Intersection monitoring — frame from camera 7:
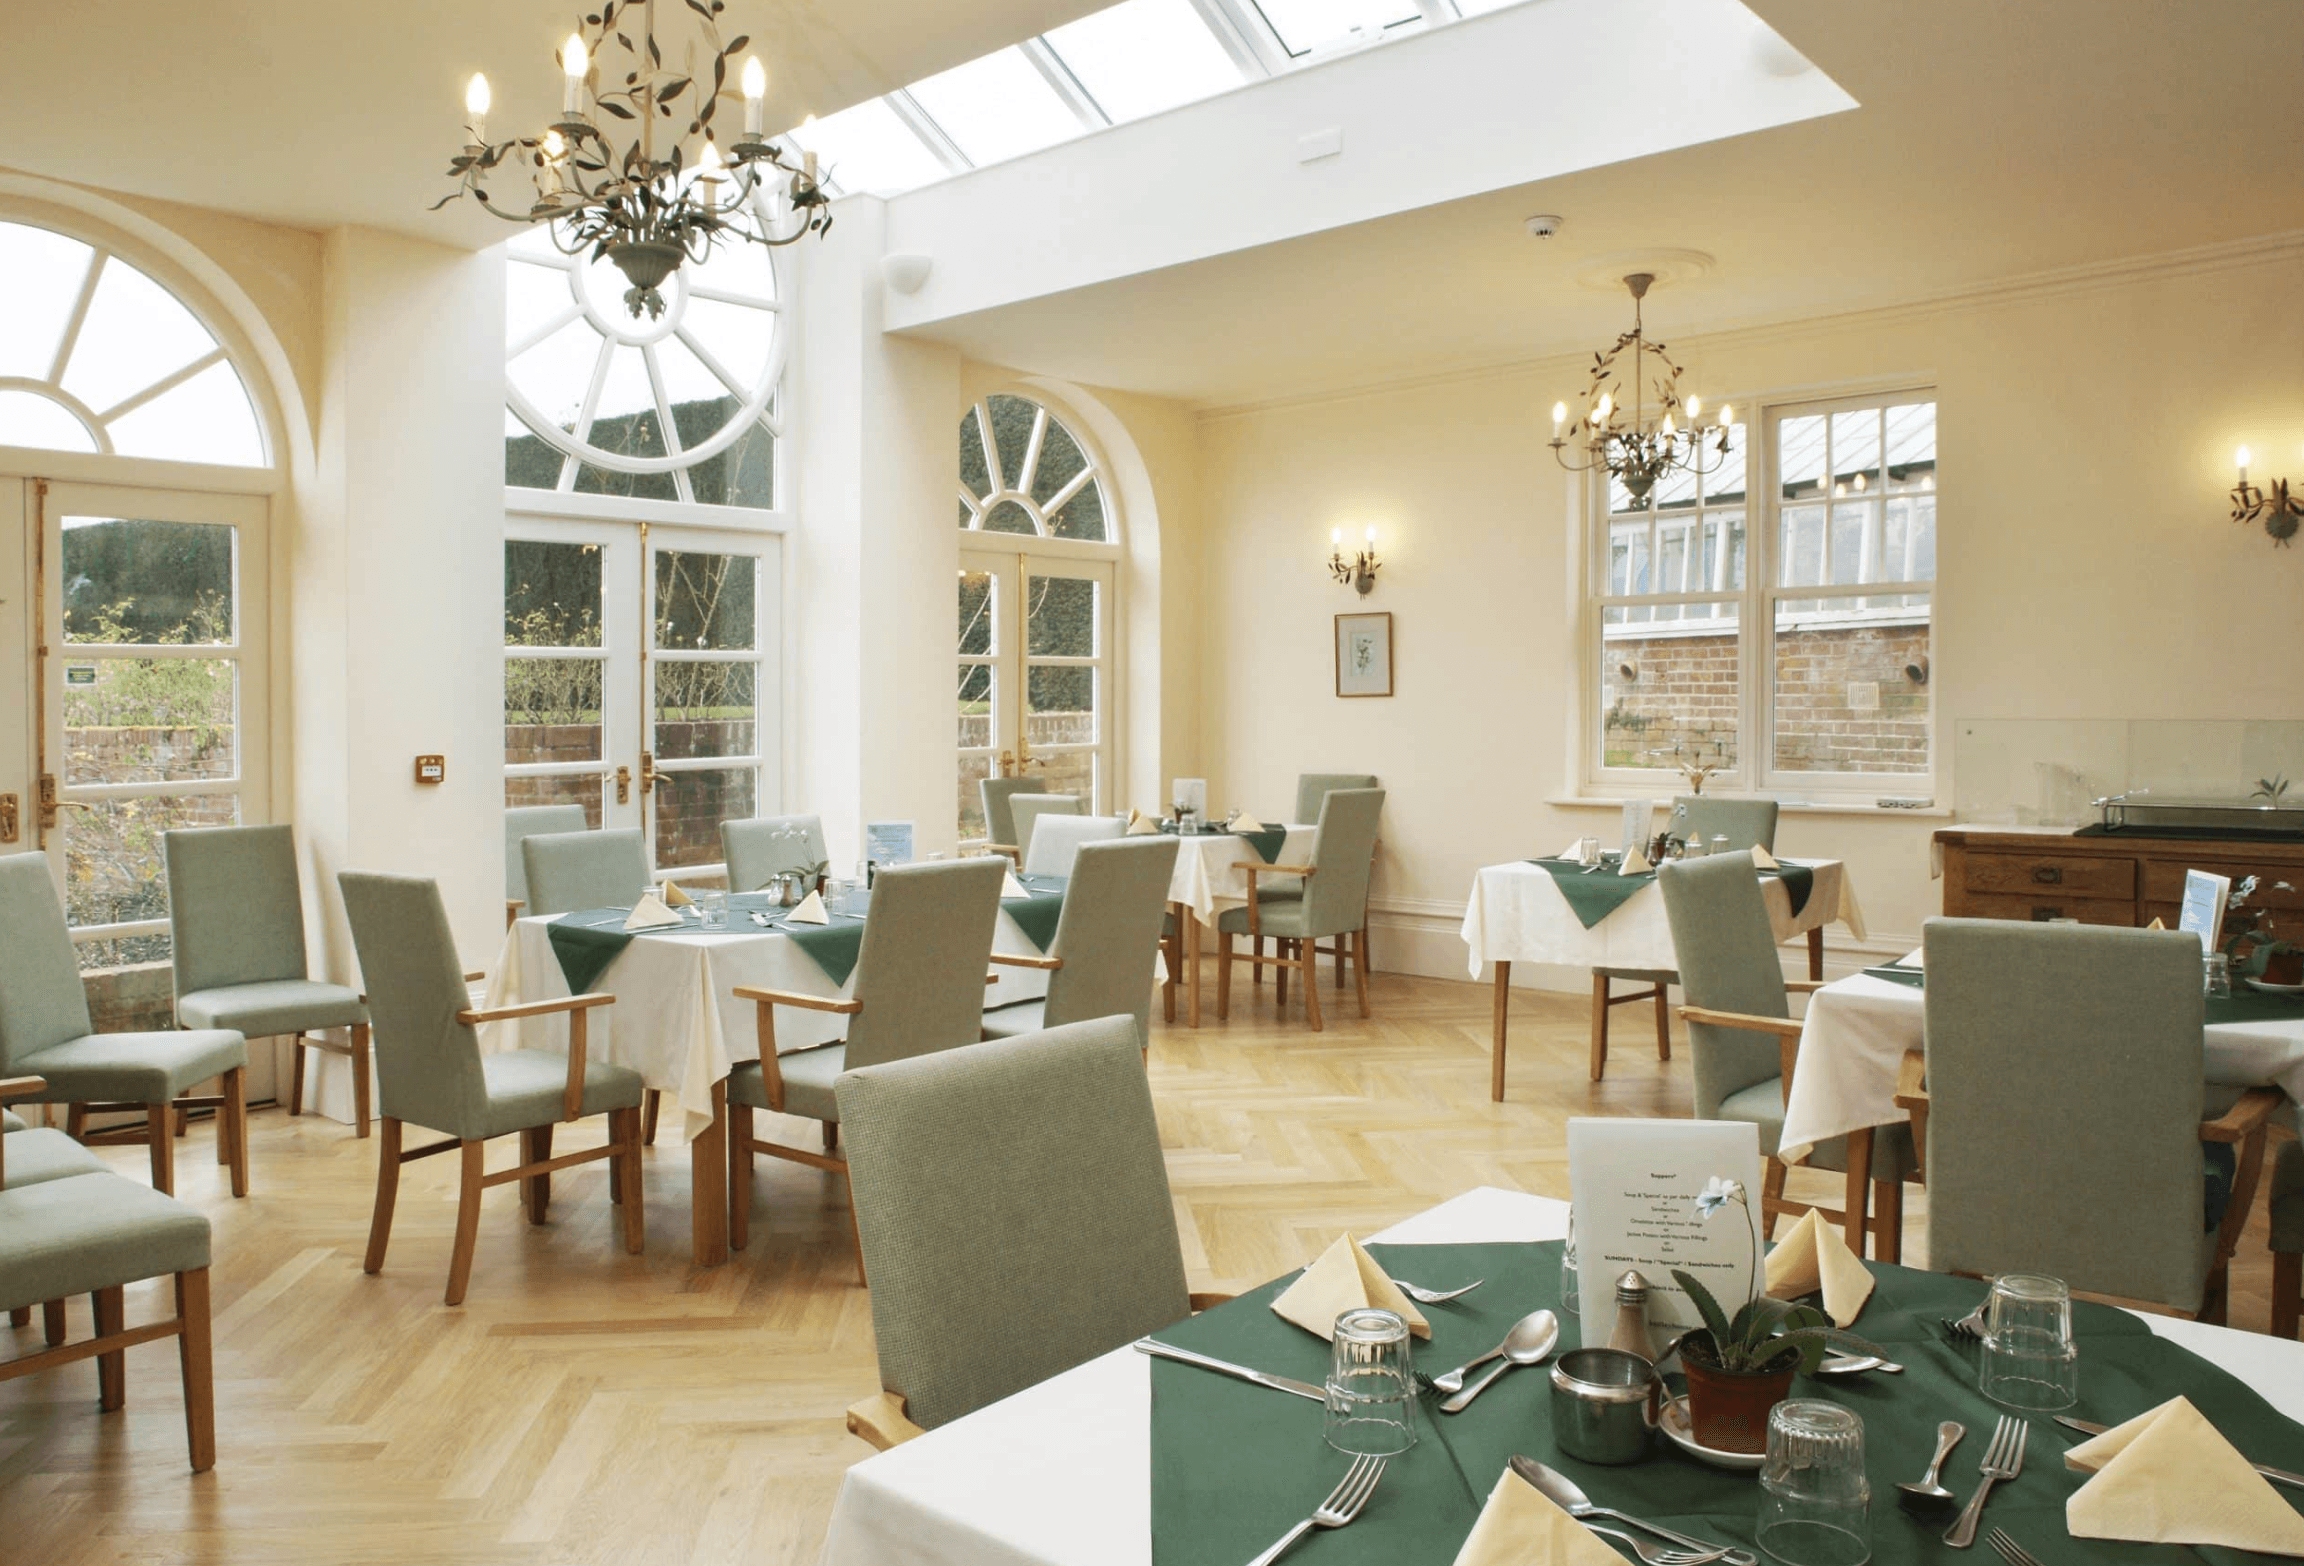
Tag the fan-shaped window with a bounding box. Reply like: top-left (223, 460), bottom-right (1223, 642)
top-left (502, 225), bottom-right (783, 508)
top-left (958, 394), bottom-right (1111, 544)
top-left (0, 221), bottom-right (267, 466)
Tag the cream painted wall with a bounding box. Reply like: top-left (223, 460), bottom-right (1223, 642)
top-left (1194, 248), bottom-right (2304, 989)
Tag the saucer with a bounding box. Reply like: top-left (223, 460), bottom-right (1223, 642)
top-left (1657, 1395), bottom-right (1766, 1472)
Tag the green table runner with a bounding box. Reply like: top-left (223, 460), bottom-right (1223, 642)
top-left (1150, 1241), bottom-right (2304, 1565)
top-left (545, 911), bottom-right (645, 994)
top-left (544, 896), bottom-right (870, 991)
top-left (1860, 962), bottom-right (2304, 1029)
top-left (1528, 858), bottom-right (1815, 930)
top-left (1237, 827), bottom-right (1289, 864)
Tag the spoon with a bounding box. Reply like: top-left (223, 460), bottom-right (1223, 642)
top-left (1430, 1308), bottom-right (1555, 1394)
top-left (1897, 1421), bottom-right (1964, 1515)
top-left (1510, 1457), bottom-right (1759, 1566)
top-left (1814, 1352), bottom-right (1905, 1376)
top-left (1439, 1309), bottom-right (1558, 1412)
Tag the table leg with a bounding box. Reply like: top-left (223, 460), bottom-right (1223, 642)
top-left (1588, 970), bottom-right (1610, 1083)
top-left (1186, 908), bottom-right (1204, 1029)
top-left (691, 1081), bottom-right (729, 1268)
top-left (1841, 1126), bottom-right (1873, 1256)
top-left (1808, 925), bottom-right (1825, 981)
top-left (1490, 961), bottom-right (1511, 1103)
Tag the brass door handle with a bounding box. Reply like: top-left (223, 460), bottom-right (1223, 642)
top-left (639, 752), bottom-right (658, 796)
top-left (612, 765), bottom-right (632, 805)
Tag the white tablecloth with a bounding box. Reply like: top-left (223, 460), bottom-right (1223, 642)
top-left (1459, 858), bottom-right (1866, 978)
top-left (815, 1185), bottom-right (2304, 1566)
top-left (1166, 827), bottom-right (1316, 926)
top-left (481, 908), bottom-right (1053, 1125)
top-left (1780, 966), bottom-right (2304, 1158)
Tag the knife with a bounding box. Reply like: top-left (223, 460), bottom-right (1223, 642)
top-left (1133, 1338), bottom-right (1325, 1403)
top-left (2053, 1414), bottom-right (2304, 1490)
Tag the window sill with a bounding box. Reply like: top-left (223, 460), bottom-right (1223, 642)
top-left (1549, 795), bottom-right (1952, 819)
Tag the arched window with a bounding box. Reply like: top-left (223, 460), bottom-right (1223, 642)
top-left (0, 220), bottom-right (268, 466)
top-left (502, 226), bottom-right (783, 508)
top-left (958, 393), bottom-right (1110, 541)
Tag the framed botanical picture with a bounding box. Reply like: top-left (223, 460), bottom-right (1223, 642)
top-left (1334, 611), bottom-right (1393, 698)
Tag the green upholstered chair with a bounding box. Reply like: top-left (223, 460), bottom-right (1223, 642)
top-left (1008, 794), bottom-right (1082, 863)
top-left (1021, 813), bottom-right (1126, 877)
top-left (0, 853), bottom-right (247, 1197)
top-left (980, 775), bottom-right (1048, 863)
top-left (505, 804), bottom-right (590, 926)
top-left (1294, 773), bottom-right (1378, 827)
top-left (985, 837), bottom-right (1180, 1051)
top-left (1658, 852), bottom-right (1917, 1260)
top-left (722, 814), bottom-right (830, 894)
top-left (1671, 795), bottom-right (1781, 853)
top-left (836, 1018), bottom-right (1197, 1448)
top-left (0, 1073), bottom-right (216, 1470)
top-left (1909, 917), bottom-right (2278, 1320)
top-left (2269, 1142), bottom-right (2304, 1338)
top-left (1215, 787), bottom-right (1383, 1032)
top-left (165, 824), bottom-right (372, 1138)
top-left (521, 827), bottom-right (650, 917)
top-left (726, 856), bottom-right (1007, 1273)
top-left (340, 871), bottom-right (646, 1306)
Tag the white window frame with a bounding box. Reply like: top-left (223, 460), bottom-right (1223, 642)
top-left (1584, 385), bottom-right (1938, 803)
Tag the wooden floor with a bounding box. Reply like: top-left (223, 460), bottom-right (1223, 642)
top-left (0, 968), bottom-right (2289, 1562)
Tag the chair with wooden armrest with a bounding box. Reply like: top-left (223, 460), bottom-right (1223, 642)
top-left (1, 1074), bottom-right (107, 1339)
top-left (980, 776), bottom-right (1048, 865)
top-left (1917, 917), bottom-right (2282, 1322)
top-left (518, 826), bottom-right (667, 1145)
top-left (1008, 794), bottom-right (1082, 867)
top-left (725, 857), bottom-right (1007, 1276)
top-left (1214, 788), bottom-right (1384, 1032)
top-left (723, 814), bottom-right (829, 894)
top-left (506, 805), bottom-right (590, 928)
top-left (340, 871), bottom-right (645, 1306)
top-left (1022, 814), bottom-right (1126, 877)
top-left (1290, 775), bottom-right (1378, 990)
top-left (836, 1016), bottom-right (1197, 1448)
top-left (1660, 853), bottom-right (1916, 1261)
top-left (1671, 795), bottom-right (1780, 854)
top-left (985, 838), bottom-right (1180, 1055)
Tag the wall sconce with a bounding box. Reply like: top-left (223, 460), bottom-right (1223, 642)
top-left (2233, 445), bottom-right (2301, 547)
top-left (1328, 525), bottom-right (1382, 595)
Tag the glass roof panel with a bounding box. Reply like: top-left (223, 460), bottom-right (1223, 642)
top-left (905, 48), bottom-right (1085, 167)
top-left (1251, 0), bottom-right (1422, 57)
top-left (1451, 0), bottom-right (1530, 14)
top-left (1044, 0), bottom-right (1246, 124)
top-left (787, 100), bottom-right (950, 198)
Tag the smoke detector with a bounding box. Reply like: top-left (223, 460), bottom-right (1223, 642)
top-left (1525, 214), bottom-right (1564, 240)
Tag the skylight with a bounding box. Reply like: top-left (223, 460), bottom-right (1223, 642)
top-left (1250, 0), bottom-right (1425, 57)
top-left (1044, 0), bottom-right (1246, 123)
top-left (906, 49), bottom-right (1088, 168)
top-left (789, 98), bottom-right (955, 199)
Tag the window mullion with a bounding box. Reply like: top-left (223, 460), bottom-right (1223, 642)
top-left (1020, 37), bottom-right (1110, 129)
top-left (1193, 0), bottom-right (1290, 76)
top-left (883, 88), bottom-right (974, 175)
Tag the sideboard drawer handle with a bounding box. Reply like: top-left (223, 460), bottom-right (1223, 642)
top-left (2031, 906), bottom-right (2064, 922)
top-left (2032, 866), bottom-right (2063, 885)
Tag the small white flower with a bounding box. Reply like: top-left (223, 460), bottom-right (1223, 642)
top-left (1695, 1176), bottom-right (1745, 1217)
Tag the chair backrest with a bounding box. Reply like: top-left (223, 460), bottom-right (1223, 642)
top-left (844, 857), bottom-right (1007, 1072)
top-left (1023, 814), bottom-right (1126, 877)
top-left (339, 872), bottom-right (491, 1140)
top-left (979, 776), bottom-right (1044, 850)
top-left (1673, 795), bottom-right (1779, 854)
top-left (1924, 917), bottom-right (2209, 1310)
top-left (1008, 794), bottom-right (1082, 859)
top-left (1300, 788), bottom-right (1384, 937)
top-left (723, 814), bottom-right (829, 893)
top-left (1040, 838), bottom-right (1181, 1046)
top-left (165, 824), bottom-right (309, 998)
top-left (838, 1018), bottom-right (1191, 1430)
top-left (1657, 852), bottom-right (1788, 1119)
top-left (506, 805), bottom-right (590, 903)
top-left (0, 853), bottom-right (94, 1071)
top-left (520, 828), bottom-right (650, 916)
top-left (1295, 773), bottom-right (1378, 828)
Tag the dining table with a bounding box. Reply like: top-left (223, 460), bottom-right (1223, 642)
top-left (816, 1185), bottom-right (2304, 1566)
top-left (1160, 822), bottom-right (1317, 1027)
top-left (1461, 855), bottom-right (1867, 1100)
top-left (478, 880), bottom-right (1063, 1264)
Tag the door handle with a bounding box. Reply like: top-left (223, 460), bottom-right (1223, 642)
top-left (0, 793), bottom-right (16, 844)
top-left (612, 765), bottom-right (631, 805)
top-left (639, 752), bottom-right (658, 796)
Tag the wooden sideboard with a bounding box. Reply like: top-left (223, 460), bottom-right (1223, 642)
top-left (1936, 828), bottom-right (2304, 928)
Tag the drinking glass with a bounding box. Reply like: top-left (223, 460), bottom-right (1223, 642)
top-left (1324, 1307), bottom-right (1417, 1456)
top-left (1979, 1272), bottom-right (2078, 1410)
top-left (1576, 835), bottom-right (1602, 867)
top-left (701, 890), bottom-right (728, 929)
top-left (2206, 952), bottom-right (2232, 999)
top-left (1559, 1212), bottom-right (1581, 1315)
top-left (1756, 1400), bottom-right (1870, 1566)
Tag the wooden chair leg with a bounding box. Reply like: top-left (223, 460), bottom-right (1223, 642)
top-left (728, 1104), bottom-right (755, 1253)
top-left (1840, 1128), bottom-right (1873, 1255)
top-left (1761, 1156), bottom-right (1790, 1231)
top-left (350, 1024), bottom-right (372, 1138)
top-left (1275, 941), bottom-right (1290, 1010)
top-left (641, 1089), bottom-right (661, 1148)
top-left (289, 1039), bottom-right (306, 1117)
top-left (521, 1126), bottom-right (552, 1224)
top-left (1253, 935), bottom-right (1265, 986)
top-left (365, 1117), bottom-right (402, 1275)
top-left (93, 1287), bottom-right (125, 1411)
top-left (1653, 984), bottom-right (1671, 1061)
top-left (1334, 936), bottom-right (1347, 991)
top-left (177, 1268), bottom-right (215, 1474)
top-left (1216, 932), bottom-right (1234, 1020)
top-left (1588, 971), bottom-right (1611, 1083)
top-left (824, 1122), bottom-right (839, 1153)
top-left (445, 1141), bottom-right (486, 1306)
top-left (66, 1103), bottom-right (88, 1140)
top-left (844, 1169), bottom-right (866, 1288)
top-left (7, 1306), bottom-right (27, 1328)
top-left (2275, 1251), bottom-right (2303, 1340)
top-left (1303, 945), bottom-right (1324, 1032)
top-left (42, 1298), bottom-right (66, 1346)
top-left (1871, 1178), bottom-right (1904, 1265)
top-left (1353, 928), bottom-right (1371, 1019)
top-left (616, 1108), bottom-right (645, 1256)
top-left (223, 1067), bottom-right (248, 1197)
top-left (146, 1104), bottom-right (174, 1194)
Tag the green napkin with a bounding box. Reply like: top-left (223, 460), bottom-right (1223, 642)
top-left (546, 911), bottom-right (642, 993)
top-left (1002, 881), bottom-right (1066, 952)
top-left (1766, 863), bottom-right (1815, 920)
top-left (1526, 858), bottom-right (1654, 928)
top-left (1237, 826), bottom-right (1289, 864)
top-left (783, 922), bottom-right (865, 987)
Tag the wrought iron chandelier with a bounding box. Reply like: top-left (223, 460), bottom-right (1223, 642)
top-left (1549, 273), bottom-right (1734, 503)
top-left (437, 0), bottom-right (831, 320)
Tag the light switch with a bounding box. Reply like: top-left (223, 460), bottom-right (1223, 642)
top-left (414, 755), bottom-right (446, 785)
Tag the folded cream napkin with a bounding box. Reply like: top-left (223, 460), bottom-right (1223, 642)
top-left (1750, 844), bottom-right (1781, 869)
top-left (1126, 809), bottom-right (1162, 836)
top-left (660, 880), bottom-right (694, 907)
top-left (1555, 840), bottom-right (1588, 861)
top-left (1271, 1235), bottom-right (1431, 1341)
top-left (1763, 1208), bottom-right (1874, 1326)
top-left (1001, 870), bottom-right (1031, 899)
top-left (1452, 1471), bottom-right (1624, 1566)
top-left (2146, 916), bottom-right (2167, 931)
top-left (2067, 1397), bottom-right (2304, 1555)
top-left (1618, 846), bottom-right (1652, 875)
top-left (623, 893), bottom-right (684, 931)
top-left (786, 890), bottom-right (830, 925)
top-left (1232, 811), bottom-right (1268, 833)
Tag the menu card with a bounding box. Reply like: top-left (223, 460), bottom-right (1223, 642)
top-left (2180, 869), bottom-right (2230, 955)
top-left (1567, 1118), bottom-right (1764, 1350)
top-left (1620, 799), bottom-right (1654, 857)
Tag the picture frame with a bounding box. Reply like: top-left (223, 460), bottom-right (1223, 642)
top-left (1334, 611), bottom-right (1393, 698)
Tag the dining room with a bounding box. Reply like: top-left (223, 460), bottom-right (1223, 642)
top-left (3, 0), bottom-right (2304, 1562)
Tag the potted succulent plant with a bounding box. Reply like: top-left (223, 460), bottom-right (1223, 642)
top-left (1668, 1179), bottom-right (1882, 1455)
top-left (2225, 875), bottom-right (2303, 987)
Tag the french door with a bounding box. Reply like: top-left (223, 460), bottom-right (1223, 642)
top-left (957, 547), bottom-right (1114, 845)
top-left (504, 516), bottom-right (779, 882)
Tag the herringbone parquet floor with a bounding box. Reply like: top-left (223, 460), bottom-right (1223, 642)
top-left (0, 970), bottom-right (2287, 1563)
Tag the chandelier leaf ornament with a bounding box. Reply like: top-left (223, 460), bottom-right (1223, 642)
top-left (436, 0), bottom-right (830, 320)
top-left (1549, 273), bottom-right (1734, 503)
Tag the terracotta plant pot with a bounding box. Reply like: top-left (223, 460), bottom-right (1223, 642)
top-left (2264, 949), bottom-right (2304, 987)
top-left (1681, 1352), bottom-right (1798, 1455)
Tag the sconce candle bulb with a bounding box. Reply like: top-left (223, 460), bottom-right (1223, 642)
top-left (2230, 441), bottom-right (2301, 548)
top-left (1327, 526), bottom-right (1384, 596)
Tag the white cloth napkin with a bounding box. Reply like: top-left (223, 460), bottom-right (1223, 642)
top-left (786, 890), bottom-right (830, 925)
top-left (2066, 1397), bottom-right (2304, 1555)
top-left (1126, 809), bottom-right (1162, 836)
top-left (1763, 1208), bottom-right (1874, 1326)
top-left (1750, 844), bottom-right (1781, 869)
top-left (1001, 870), bottom-right (1031, 899)
top-left (1270, 1236), bottom-right (1430, 1341)
top-left (623, 893), bottom-right (683, 931)
top-left (1452, 1472), bottom-right (1624, 1566)
top-left (1554, 840), bottom-right (1588, 861)
top-left (1232, 812), bottom-right (1268, 833)
top-left (1618, 846), bottom-right (1652, 875)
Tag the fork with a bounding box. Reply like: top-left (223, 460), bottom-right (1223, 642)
top-left (1389, 1276), bottom-right (1483, 1305)
top-left (1944, 1415), bottom-right (2027, 1548)
top-left (1942, 1296), bottom-right (1991, 1341)
top-left (1244, 1453), bottom-right (1385, 1566)
top-left (1985, 1528), bottom-right (2046, 1566)
top-left (1582, 1523), bottom-right (1739, 1565)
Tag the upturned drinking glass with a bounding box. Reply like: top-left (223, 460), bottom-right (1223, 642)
top-left (1756, 1400), bottom-right (1871, 1566)
top-left (1979, 1273), bottom-right (2078, 1410)
top-left (1324, 1307), bottom-right (1417, 1456)
top-left (1559, 1213), bottom-right (1581, 1315)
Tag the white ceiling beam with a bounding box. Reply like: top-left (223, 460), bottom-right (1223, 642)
top-left (1020, 37), bottom-right (1112, 129)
